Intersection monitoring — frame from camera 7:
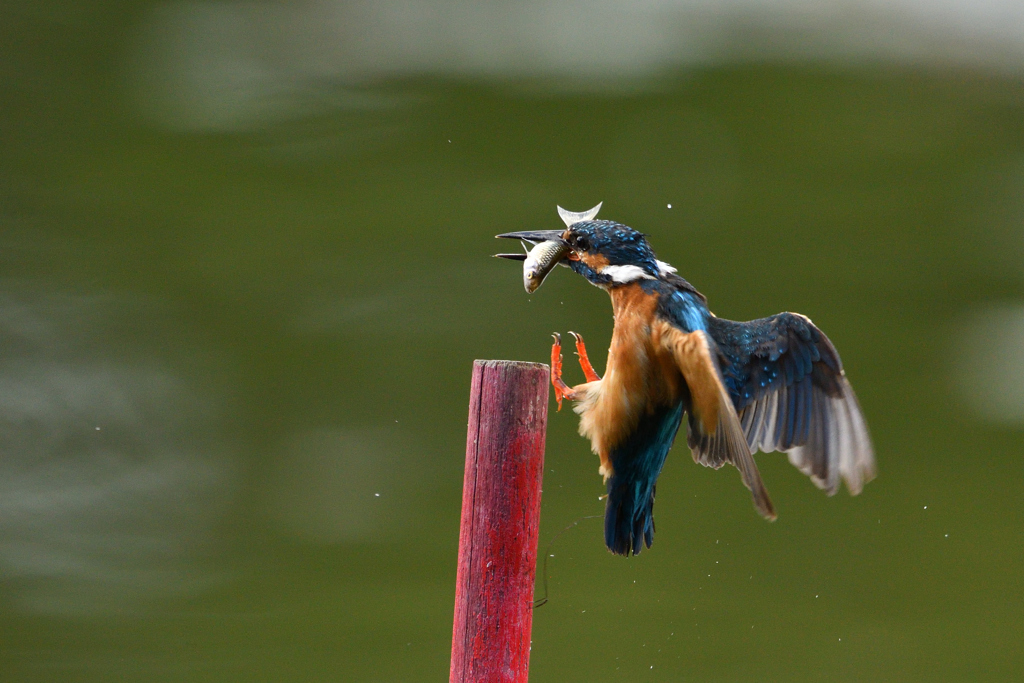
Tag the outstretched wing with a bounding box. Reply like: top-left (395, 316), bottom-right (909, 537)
top-left (655, 322), bottom-right (776, 520)
top-left (708, 313), bottom-right (876, 495)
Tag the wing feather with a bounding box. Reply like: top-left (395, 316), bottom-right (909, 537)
top-left (711, 313), bottom-right (875, 496)
top-left (658, 325), bottom-right (776, 520)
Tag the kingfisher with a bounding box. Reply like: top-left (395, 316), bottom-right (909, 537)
top-left (497, 203), bottom-right (875, 556)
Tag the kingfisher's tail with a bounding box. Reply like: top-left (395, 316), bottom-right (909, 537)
top-left (604, 475), bottom-right (657, 556)
top-left (603, 402), bottom-right (685, 556)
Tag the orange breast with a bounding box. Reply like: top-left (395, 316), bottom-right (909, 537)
top-left (574, 284), bottom-right (682, 480)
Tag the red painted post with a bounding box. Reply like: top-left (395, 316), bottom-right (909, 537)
top-left (451, 360), bottom-right (549, 683)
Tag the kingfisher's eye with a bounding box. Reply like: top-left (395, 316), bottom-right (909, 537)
top-left (575, 235), bottom-right (590, 251)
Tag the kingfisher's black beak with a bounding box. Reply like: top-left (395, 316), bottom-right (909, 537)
top-left (495, 229), bottom-right (566, 245)
top-left (493, 253), bottom-right (527, 261)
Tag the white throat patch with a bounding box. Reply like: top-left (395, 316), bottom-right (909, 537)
top-left (602, 264), bottom-right (655, 284)
top-left (656, 260), bottom-right (677, 276)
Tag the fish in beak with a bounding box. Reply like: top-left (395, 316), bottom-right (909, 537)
top-left (495, 237), bottom-right (571, 293)
top-left (493, 202), bottom-right (603, 293)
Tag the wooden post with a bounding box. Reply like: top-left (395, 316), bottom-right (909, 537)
top-left (450, 360), bottom-right (549, 683)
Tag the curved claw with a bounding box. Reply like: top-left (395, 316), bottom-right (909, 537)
top-left (568, 331), bottom-right (601, 382)
top-left (550, 332), bottom-right (573, 411)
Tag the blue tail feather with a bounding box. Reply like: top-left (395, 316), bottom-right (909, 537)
top-left (604, 401), bottom-right (685, 556)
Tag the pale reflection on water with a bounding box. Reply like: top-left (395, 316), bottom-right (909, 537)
top-left (955, 302), bottom-right (1024, 424)
top-left (0, 290), bottom-right (236, 615)
top-left (135, 0), bottom-right (1024, 131)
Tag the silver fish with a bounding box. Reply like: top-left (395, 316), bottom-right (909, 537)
top-left (522, 240), bottom-right (570, 293)
top-left (495, 202), bottom-right (601, 292)
top-left (494, 239), bottom-right (570, 293)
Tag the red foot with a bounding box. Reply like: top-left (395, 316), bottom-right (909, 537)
top-left (569, 331), bottom-right (601, 382)
top-left (550, 333), bottom-right (576, 411)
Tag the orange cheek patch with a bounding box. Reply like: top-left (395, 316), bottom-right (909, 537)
top-left (581, 253), bottom-right (610, 271)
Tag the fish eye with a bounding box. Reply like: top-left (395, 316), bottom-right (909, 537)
top-left (526, 272), bottom-right (535, 278)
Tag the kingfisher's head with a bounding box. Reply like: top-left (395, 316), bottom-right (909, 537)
top-left (496, 203), bottom-right (674, 290)
top-left (559, 219), bottom-right (661, 287)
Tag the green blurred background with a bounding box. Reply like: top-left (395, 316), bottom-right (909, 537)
top-left (3, 3), bottom-right (1024, 681)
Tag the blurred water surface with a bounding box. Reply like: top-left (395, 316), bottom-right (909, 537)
top-left (3, 2), bottom-right (1024, 681)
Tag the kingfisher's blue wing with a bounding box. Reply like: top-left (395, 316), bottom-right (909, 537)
top-left (708, 313), bottom-right (876, 495)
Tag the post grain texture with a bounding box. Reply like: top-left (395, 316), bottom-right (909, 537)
top-left (451, 360), bottom-right (549, 683)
